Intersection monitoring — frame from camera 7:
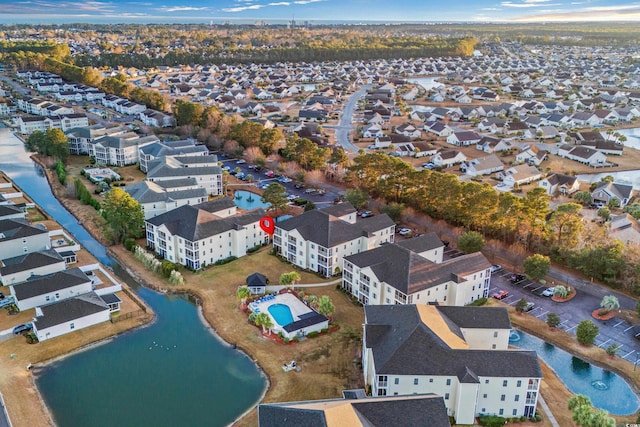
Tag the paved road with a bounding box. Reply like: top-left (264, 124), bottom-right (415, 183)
top-left (0, 73), bottom-right (29, 96)
top-left (326, 84), bottom-right (370, 153)
top-left (0, 392), bottom-right (11, 427)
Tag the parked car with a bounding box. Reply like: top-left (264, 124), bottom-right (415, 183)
top-left (236, 159), bottom-right (246, 164)
top-left (360, 211), bottom-right (374, 218)
top-left (304, 188), bottom-right (316, 194)
top-left (490, 264), bottom-right (502, 273)
top-left (524, 302), bottom-right (535, 312)
top-left (541, 287), bottom-right (556, 297)
top-left (286, 194), bottom-right (297, 201)
top-left (221, 166), bottom-right (231, 171)
top-left (421, 162), bottom-right (435, 169)
top-left (278, 177), bottom-right (292, 183)
top-left (294, 183), bottom-right (305, 189)
top-left (492, 290), bottom-right (509, 300)
top-left (236, 172), bottom-right (246, 179)
top-left (510, 274), bottom-right (526, 284)
top-left (398, 228), bottom-right (412, 236)
top-left (264, 170), bottom-right (275, 178)
top-left (13, 323), bottom-right (32, 335)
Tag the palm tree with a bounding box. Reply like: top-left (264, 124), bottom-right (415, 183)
top-left (279, 271), bottom-right (301, 289)
top-left (553, 285), bottom-right (570, 298)
top-left (317, 295), bottom-right (335, 320)
top-left (237, 286), bottom-right (251, 306)
top-left (600, 295), bottom-right (620, 314)
top-left (255, 312), bottom-right (273, 335)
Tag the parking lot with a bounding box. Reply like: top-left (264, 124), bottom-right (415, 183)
top-left (487, 266), bottom-right (640, 364)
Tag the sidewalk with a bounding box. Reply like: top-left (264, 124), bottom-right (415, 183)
top-left (266, 278), bottom-right (342, 293)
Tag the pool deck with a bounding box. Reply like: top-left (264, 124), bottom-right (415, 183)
top-left (249, 293), bottom-right (314, 328)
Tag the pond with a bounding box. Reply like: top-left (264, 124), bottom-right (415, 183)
top-left (509, 329), bottom-right (639, 415)
top-left (234, 190), bottom-right (270, 210)
top-left (408, 76), bottom-right (445, 91)
top-left (0, 129), bottom-right (267, 427)
top-left (612, 127), bottom-right (640, 151)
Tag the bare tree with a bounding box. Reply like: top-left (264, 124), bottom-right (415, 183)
top-left (304, 170), bottom-right (326, 188)
top-left (244, 146), bottom-right (265, 164)
top-left (223, 140), bottom-right (241, 156)
top-left (282, 161), bottom-right (303, 178)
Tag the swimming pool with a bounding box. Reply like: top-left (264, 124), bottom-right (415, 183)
top-left (268, 304), bottom-right (294, 327)
top-left (510, 330), bottom-right (640, 415)
top-left (233, 190), bottom-right (270, 210)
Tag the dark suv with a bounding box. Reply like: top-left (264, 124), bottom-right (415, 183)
top-left (13, 323), bottom-right (33, 335)
top-left (510, 274), bottom-right (526, 284)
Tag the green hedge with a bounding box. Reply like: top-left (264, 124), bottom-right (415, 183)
top-left (214, 256), bottom-right (237, 266)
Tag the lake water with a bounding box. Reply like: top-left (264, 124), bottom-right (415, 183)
top-left (615, 127), bottom-right (640, 151)
top-left (576, 170), bottom-right (640, 190)
top-left (0, 129), bottom-right (267, 426)
top-left (509, 330), bottom-right (639, 415)
top-left (408, 76), bottom-right (444, 91)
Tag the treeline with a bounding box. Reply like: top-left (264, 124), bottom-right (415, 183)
top-left (346, 152), bottom-right (639, 292)
top-left (72, 37), bottom-right (476, 68)
top-left (0, 41), bottom-right (70, 58)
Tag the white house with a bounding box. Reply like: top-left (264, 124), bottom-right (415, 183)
top-left (0, 219), bottom-right (51, 260)
top-left (515, 146), bottom-right (547, 166)
top-left (0, 249), bottom-right (66, 286)
top-left (431, 150), bottom-right (467, 167)
top-left (538, 173), bottom-right (580, 195)
top-left (557, 145), bottom-right (607, 167)
top-left (273, 203), bottom-right (395, 277)
top-left (146, 156), bottom-right (223, 196)
top-left (32, 292), bottom-right (111, 342)
top-left (592, 181), bottom-right (634, 208)
top-left (464, 155), bottom-right (504, 177)
top-left (145, 198), bottom-right (268, 270)
top-left (124, 179), bottom-right (208, 219)
top-left (0, 204), bottom-right (26, 221)
top-left (10, 267), bottom-right (93, 311)
top-left (362, 124), bottom-right (385, 138)
top-left (446, 131), bottom-right (482, 147)
top-left (362, 304), bottom-right (542, 424)
top-left (342, 234), bottom-right (492, 306)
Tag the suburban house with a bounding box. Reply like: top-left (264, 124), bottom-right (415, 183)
top-left (609, 214), bottom-right (640, 246)
top-left (139, 109), bottom-right (176, 128)
top-left (557, 145), bottom-right (607, 167)
top-left (0, 219), bottom-right (50, 260)
top-left (124, 179), bottom-right (208, 219)
top-left (431, 149), bottom-right (467, 167)
top-left (88, 133), bottom-right (160, 167)
top-left (273, 203), bottom-right (395, 277)
top-left (464, 155), bottom-right (504, 177)
top-left (425, 121), bottom-right (453, 137)
top-left (362, 304), bottom-right (542, 424)
top-left (258, 392), bottom-right (449, 427)
top-left (145, 198), bottom-right (268, 270)
top-left (9, 267), bottom-right (93, 311)
top-left (591, 181), bottom-right (634, 207)
top-left (476, 136), bottom-right (512, 153)
top-left (501, 165), bottom-right (542, 187)
top-left (578, 140), bottom-right (624, 156)
top-left (342, 234), bottom-right (491, 306)
top-left (146, 156), bottom-right (223, 196)
top-left (446, 131), bottom-right (482, 147)
top-left (538, 173), bottom-right (580, 195)
top-left (362, 124), bottom-right (384, 138)
top-left (0, 249), bottom-right (66, 286)
top-left (32, 292), bottom-right (112, 342)
top-left (0, 204), bottom-right (26, 221)
top-left (138, 139), bottom-right (209, 173)
top-left (515, 146), bottom-right (547, 166)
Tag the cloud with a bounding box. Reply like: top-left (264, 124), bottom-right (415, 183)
top-left (268, 2), bottom-right (290, 5)
top-left (501, 0), bottom-right (557, 7)
top-left (162, 6), bottom-right (208, 12)
top-left (222, 4), bottom-right (265, 12)
top-left (293, 0), bottom-right (325, 4)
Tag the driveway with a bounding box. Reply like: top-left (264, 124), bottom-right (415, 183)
top-left (326, 84), bottom-right (370, 153)
top-left (0, 73), bottom-right (29, 96)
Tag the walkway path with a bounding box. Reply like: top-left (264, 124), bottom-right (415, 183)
top-left (266, 278), bottom-right (342, 292)
top-left (537, 395), bottom-right (560, 427)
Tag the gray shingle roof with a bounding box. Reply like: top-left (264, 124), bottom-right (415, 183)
top-left (0, 205), bottom-right (25, 219)
top-left (396, 232), bottom-right (443, 253)
top-left (276, 204), bottom-right (394, 248)
top-left (364, 305), bottom-right (542, 379)
top-left (35, 292), bottom-right (109, 330)
top-left (0, 218), bottom-right (48, 243)
top-left (12, 268), bottom-right (91, 300)
top-left (1, 249), bottom-right (64, 276)
top-left (146, 199), bottom-right (265, 242)
top-left (124, 181), bottom-right (207, 204)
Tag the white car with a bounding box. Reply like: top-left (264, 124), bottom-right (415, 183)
top-left (541, 287), bottom-right (556, 297)
top-left (490, 264), bottom-right (502, 273)
top-left (236, 159), bottom-right (246, 164)
top-left (398, 228), bottom-right (412, 236)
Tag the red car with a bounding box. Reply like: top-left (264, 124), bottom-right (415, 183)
top-left (493, 290), bottom-right (509, 300)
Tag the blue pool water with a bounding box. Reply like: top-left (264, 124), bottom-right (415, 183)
top-left (234, 190), bottom-right (270, 210)
top-left (268, 304), bottom-right (294, 327)
top-left (509, 330), bottom-right (640, 415)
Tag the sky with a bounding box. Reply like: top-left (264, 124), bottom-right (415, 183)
top-left (0, 0), bottom-right (639, 24)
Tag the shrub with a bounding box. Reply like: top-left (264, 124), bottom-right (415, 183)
top-left (168, 270), bottom-right (184, 285)
top-left (283, 338), bottom-right (290, 344)
top-left (161, 260), bottom-right (178, 278)
top-left (307, 331), bottom-right (319, 338)
top-left (215, 256), bottom-right (237, 265)
top-left (467, 297), bottom-right (487, 306)
top-left (478, 415), bottom-right (506, 427)
top-left (123, 238), bottom-right (136, 252)
top-left (246, 244), bottom-right (262, 254)
top-left (292, 337), bottom-right (299, 342)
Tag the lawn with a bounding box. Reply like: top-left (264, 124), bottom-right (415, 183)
top-left (109, 245), bottom-right (366, 427)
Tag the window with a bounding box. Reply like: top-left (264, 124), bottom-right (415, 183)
top-left (429, 379), bottom-right (433, 383)
top-left (45, 296), bottom-right (51, 301)
top-left (503, 380), bottom-right (508, 387)
top-left (445, 393), bottom-right (450, 400)
top-left (485, 379), bottom-right (489, 384)
top-left (492, 344), bottom-right (497, 349)
top-left (515, 395), bottom-right (520, 402)
top-left (483, 394), bottom-right (487, 398)
top-left (414, 378), bottom-right (419, 385)
top-left (494, 331), bottom-right (498, 338)
top-left (70, 323), bottom-right (75, 330)
top-left (499, 409), bottom-right (504, 416)
top-left (501, 394), bottom-right (506, 401)
top-left (394, 378), bottom-right (399, 385)
top-left (512, 409), bottom-right (518, 416)
top-left (373, 293), bottom-right (377, 299)
top-left (446, 379), bottom-right (451, 386)
top-left (517, 380), bottom-right (522, 387)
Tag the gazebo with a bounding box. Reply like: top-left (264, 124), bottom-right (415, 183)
top-left (246, 272), bottom-right (269, 295)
